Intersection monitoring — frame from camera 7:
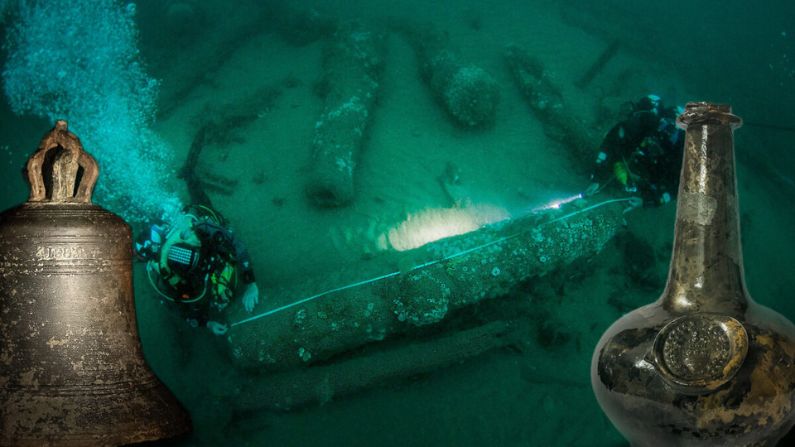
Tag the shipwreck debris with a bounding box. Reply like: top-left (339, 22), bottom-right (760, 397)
top-left (575, 39), bottom-right (621, 89)
top-left (226, 198), bottom-right (629, 372)
top-left (180, 86), bottom-right (283, 207)
top-left (306, 22), bottom-right (386, 207)
top-left (505, 44), bottom-right (596, 172)
top-left (396, 21), bottom-right (500, 128)
top-left (234, 320), bottom-right (515, 412)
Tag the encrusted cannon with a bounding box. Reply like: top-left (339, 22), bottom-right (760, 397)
top-left (306, 22), bottom-right (385, 207)
top-left (395, 21), bottom-right (500, 128)
top-left (505, 44), bottom-right (596, 172)
top-left (225, 198), bottom-right (628, 373)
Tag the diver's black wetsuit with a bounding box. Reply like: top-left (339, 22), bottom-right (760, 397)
top-left (590, 96), bottom-right (685, 206)
top-left (180, 217), bottom-right (256, 327)
top-left (139, 205), bottom-right (256, 329)
top-left (193, 219), bottom-right (256, 284)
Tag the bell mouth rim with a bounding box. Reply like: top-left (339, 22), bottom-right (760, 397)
top-left (653, 313), bottom-right (749, 393)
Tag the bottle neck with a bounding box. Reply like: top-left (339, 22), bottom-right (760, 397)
top-left (662, 104), bottom-right (748, 314)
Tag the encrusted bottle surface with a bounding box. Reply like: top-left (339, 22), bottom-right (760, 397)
top-left (591, 103), bottom-right (795, 446)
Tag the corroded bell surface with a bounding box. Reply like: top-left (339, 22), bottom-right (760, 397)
top-left (0, 121), bottom-right (191, 446)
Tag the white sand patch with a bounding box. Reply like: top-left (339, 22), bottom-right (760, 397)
top-left (383, 204), bottom-right (510, 252)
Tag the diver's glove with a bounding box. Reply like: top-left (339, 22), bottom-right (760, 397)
top-left (623, 196), bottom-right (643, 214)
top-left (207, 321), bottom-right (228, 336)
top-left (242, 282), bottom-right (259, 313)
top-left (584, 182), bottom-right (601, 197)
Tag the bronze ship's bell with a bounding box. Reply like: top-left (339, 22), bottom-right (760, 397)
top-left (0, 121), bottom-right (191, 446)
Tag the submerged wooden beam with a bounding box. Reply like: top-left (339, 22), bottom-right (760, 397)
top-left (233, 320), bottom-right (515, 412)
top-left (576, 39), bottom-right (621, 89)
top-left (157, 3), bottom-right (336, 118)
top-left (179, 86), bottom-right (282, 207)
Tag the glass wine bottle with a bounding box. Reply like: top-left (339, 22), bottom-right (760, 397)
top-left (591, 102), bottom-right (795, 446)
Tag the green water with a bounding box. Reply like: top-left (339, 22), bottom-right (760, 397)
top-left (1, 0), bottom-right (795, 445)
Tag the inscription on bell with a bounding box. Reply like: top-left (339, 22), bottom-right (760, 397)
top-left (35, 244), bottom-right (102, 260)
top-left (0, 121), bottom-right (191, 445)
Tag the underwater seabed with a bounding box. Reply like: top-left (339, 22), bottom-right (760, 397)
top-left (132, 202), bottom-right (639, 446)
top-left (136, 6), bottom-right (631, 446)
top-left (1, 0), bottom-right (791, 445)
top-left (136, 3), bottom-right (795, 447)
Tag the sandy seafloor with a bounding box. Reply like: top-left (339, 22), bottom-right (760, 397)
top-left (2, 0), bottom-right (795, 445)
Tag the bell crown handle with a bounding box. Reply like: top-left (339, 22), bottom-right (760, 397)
top-left (26, 120), bottom-right (99, 204)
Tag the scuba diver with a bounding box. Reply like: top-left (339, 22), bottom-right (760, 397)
top-left (584, 94), bottom-right (685, 208)
top-left (135, 205), bottom-right (259, 335)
